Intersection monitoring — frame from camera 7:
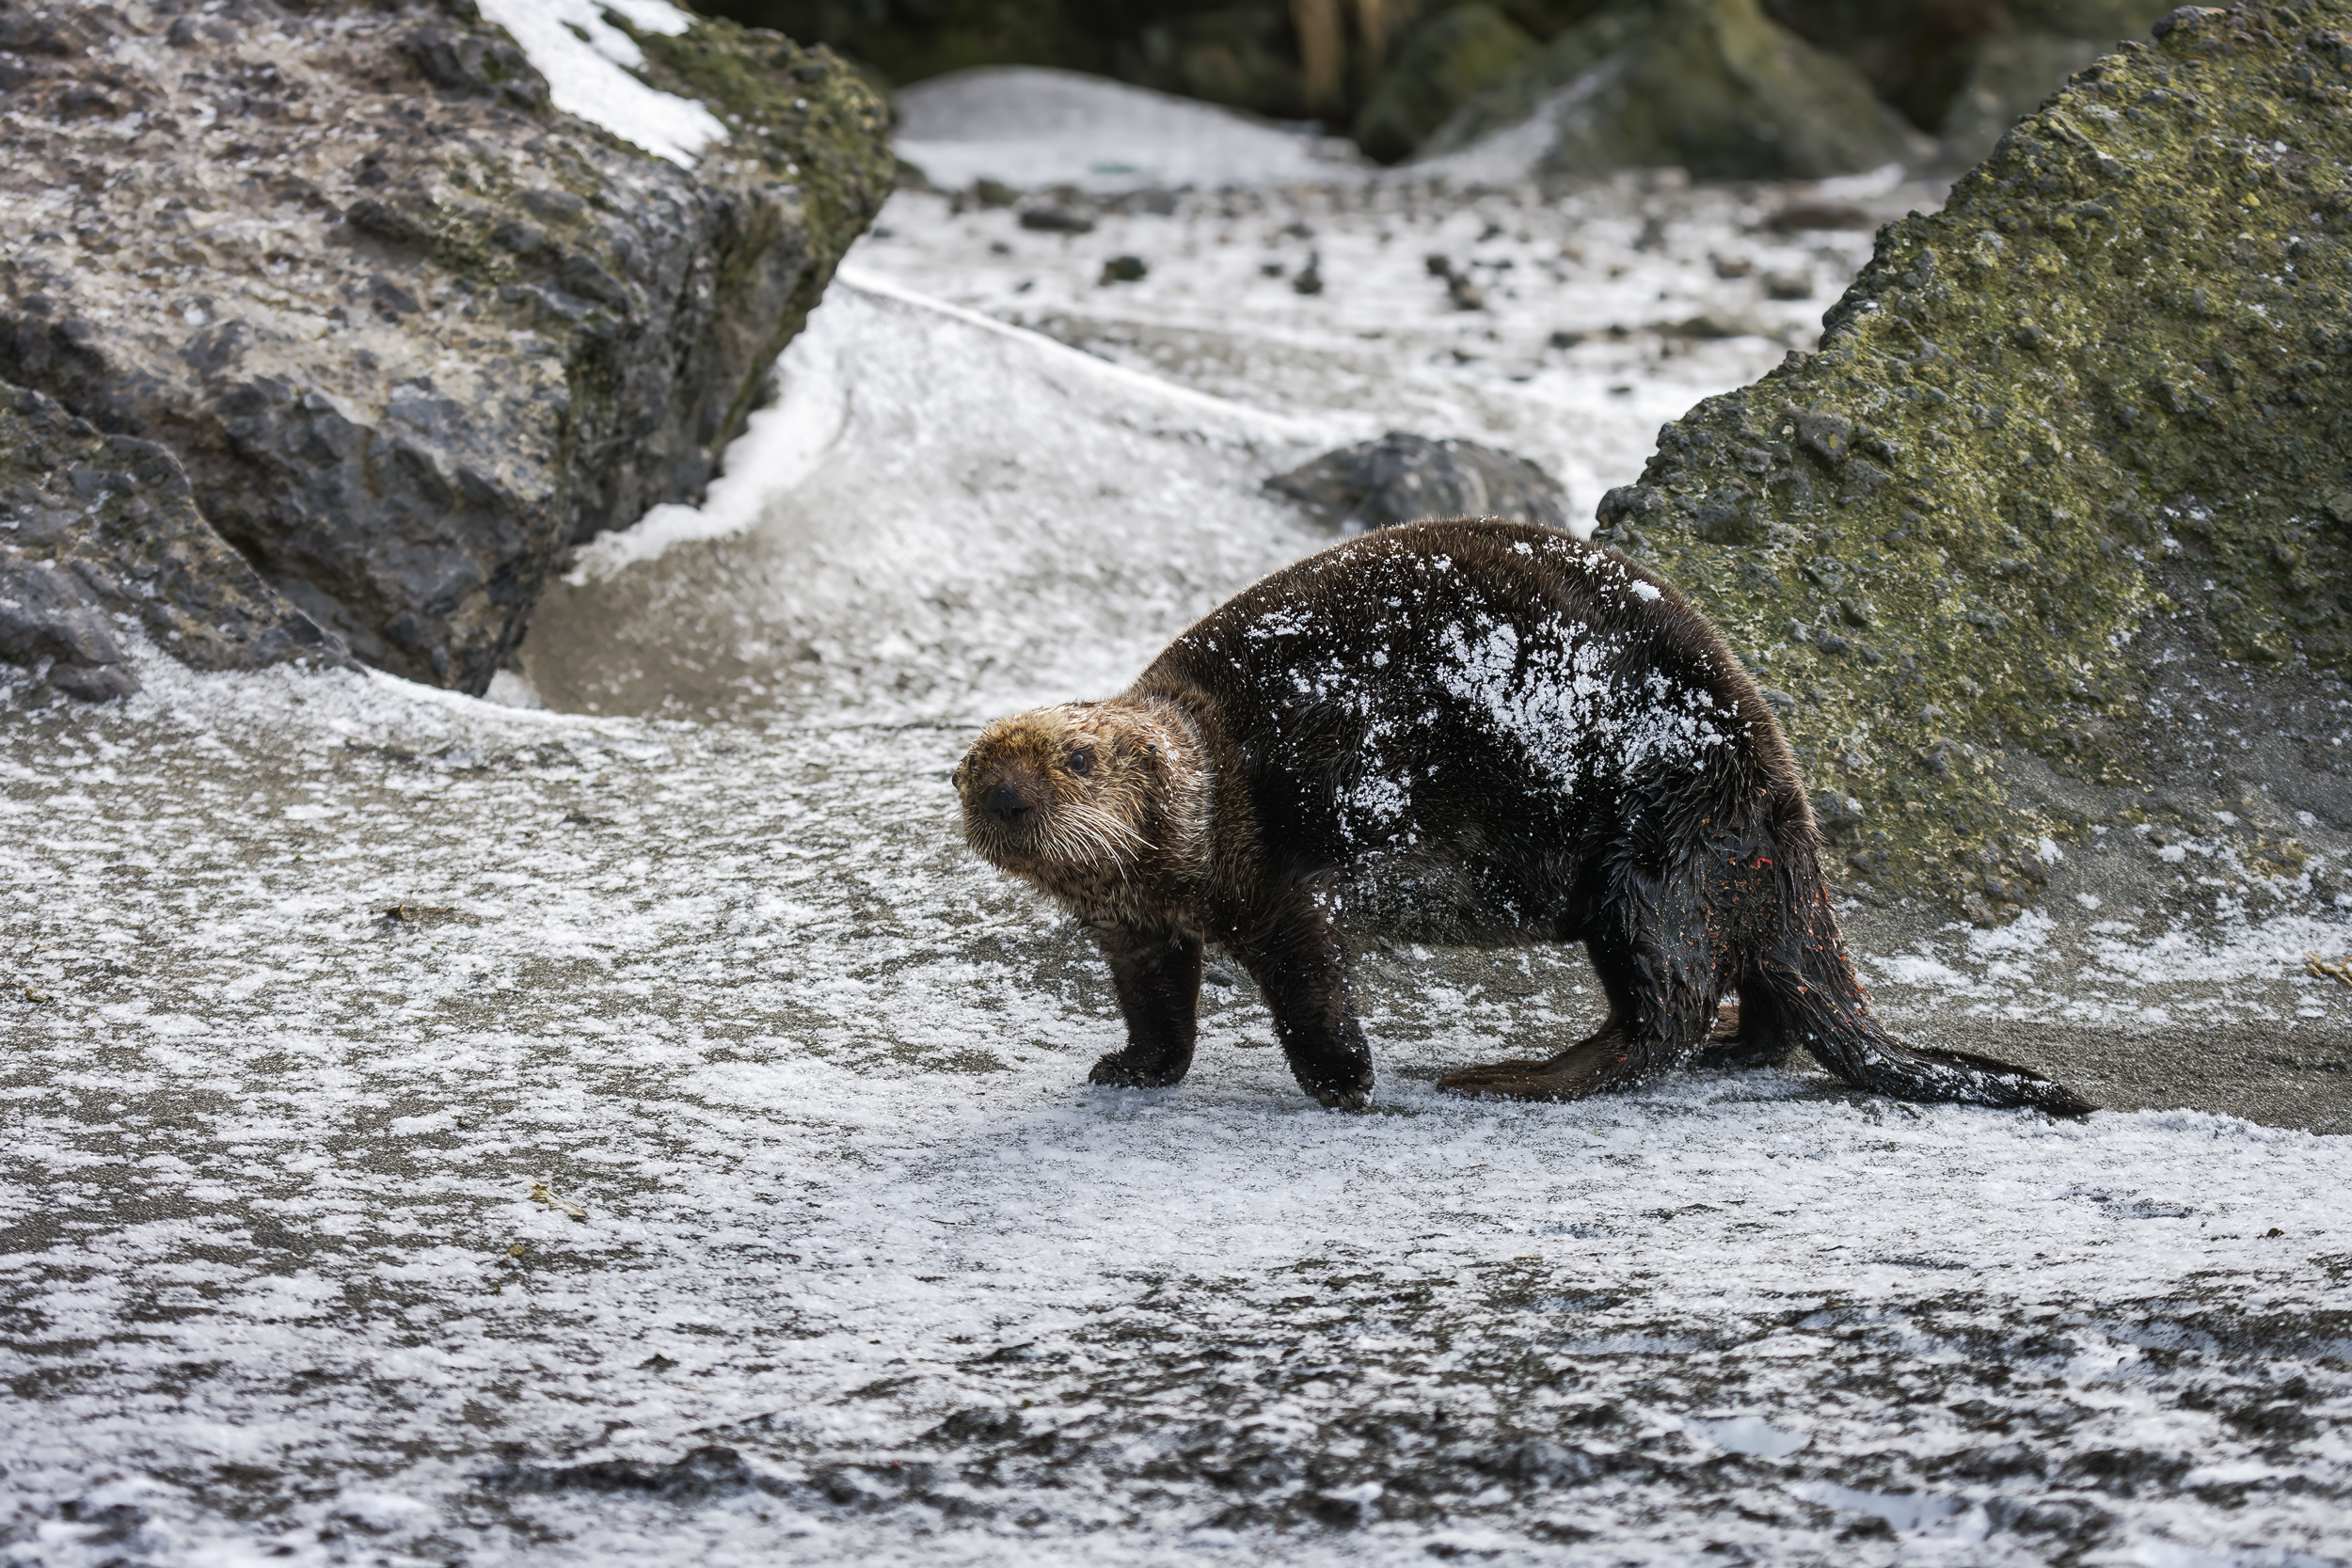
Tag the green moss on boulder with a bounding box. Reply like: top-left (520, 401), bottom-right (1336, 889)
top-left (1354, 4), bottom-right (1542, 165)
top-left (1422, 0), bottom-right (1928, 181)
top-left (1598, 0), bottom-right (2352, 920)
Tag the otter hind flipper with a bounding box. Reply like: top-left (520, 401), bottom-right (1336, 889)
top-left (1435, 1018), bottom-right (1635, 1102)
top-left (1806, 1024), bottom-right (2096, 1118)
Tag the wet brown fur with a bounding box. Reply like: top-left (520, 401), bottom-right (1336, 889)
top-left (954, 519), bottom-right (2093, 1117)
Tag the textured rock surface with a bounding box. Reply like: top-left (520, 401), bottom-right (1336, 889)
top-left (0, 381), bottom-right (348, 699)
top-left (0, 0), bottom-right (891, 693)
top-left (1420, 0), bottom-right (1931, 183)
top-left (1265, 433), bottom-right (1570, 533)
top-left (1594, 0), bottom-right (2352, 917)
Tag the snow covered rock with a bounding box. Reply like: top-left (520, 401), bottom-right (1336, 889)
top-left (1264, 432), bottom-right (1570, 533)
top-left (0, 382), bottom-right (350, 698)
top-left (1350, 3), bottom-right (1540, 165)
top-left (0, 0), bottom-right (891, 694)
top-left (1592, 0), bottom-right (2352, 917)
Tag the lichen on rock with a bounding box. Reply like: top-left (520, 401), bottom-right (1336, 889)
top-left (0, 0), bottom-right (891, 695)
top-left (1597, 0), bottom-right (2352, 920)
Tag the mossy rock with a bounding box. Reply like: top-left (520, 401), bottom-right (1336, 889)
top-left (1353, 4), bottom-right (1543, 164)
top-left (1595, 0), bottom-right (2352, 917)
top-left (1109, 4), bottom-right (1316, 120)
top-left (0, 2), bottom-right (891, 694)
top-left (1422, 0), bottom-right (1928, 182)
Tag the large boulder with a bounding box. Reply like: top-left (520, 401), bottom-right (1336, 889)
top-left (0, 0), bottom-right (891, 693)
top-left (1419, 0), bottom-right (1931, 185)
top-left (1593, 0), bottom-right (2352, 919)
top-left (0, 382), bottom-right (349, 700)
top-left (1352, 4), bottom-right (1541, 165)
top-left (1761, 1), bottom-right (2175, 130)
top-left (1265, 434), bottom-right (1570, 533)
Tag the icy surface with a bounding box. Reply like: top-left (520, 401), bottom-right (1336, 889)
top-left (475, 0), bottom-right (725, 167)
top-left (5, 657), bottom-right (2351, 1566)
top-left (5, 81), bottom-right (2350, 1568)
top-left (520, 272), bottom-right (1333, 721)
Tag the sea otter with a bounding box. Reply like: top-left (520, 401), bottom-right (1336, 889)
top-left (952, 518), bottom-right (2091, 1117)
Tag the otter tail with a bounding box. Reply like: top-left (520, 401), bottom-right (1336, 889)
top-left (1793, 1010), bottom-right (2097, 1117)
top-left (1746, 855), bottom-right (2096, 1117)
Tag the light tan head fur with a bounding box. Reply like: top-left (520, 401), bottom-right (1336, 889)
top-left (952, 697), bottom-right (1209, 918)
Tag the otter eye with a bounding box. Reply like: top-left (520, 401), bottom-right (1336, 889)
top-left (1067, 750), bottom-right (1093, 777)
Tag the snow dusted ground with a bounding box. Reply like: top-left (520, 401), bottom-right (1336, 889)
top-left (5, 657), bottom-right (2352, 1567)
top-left (851, 171), bottom-right (1890, 535)
top-left (4, 56), bottom-right (2351, 1568)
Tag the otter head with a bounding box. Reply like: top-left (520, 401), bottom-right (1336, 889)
top-left (952, 699), bottom-right (1206, 899)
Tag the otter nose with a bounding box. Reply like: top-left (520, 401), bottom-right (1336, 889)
top-left (983, 780), bottom-right (1031, 825)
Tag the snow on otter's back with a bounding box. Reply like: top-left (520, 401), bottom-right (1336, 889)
top-left (1432, 615), bottom-right (1724, 791)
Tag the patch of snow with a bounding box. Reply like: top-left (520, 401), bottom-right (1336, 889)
top-left (1689, 1416), bottom-right (1811, 1458)
top-left (894, 66), bottom-right (1368, 191)
top-left (476, 0), bottom-right (726, 167)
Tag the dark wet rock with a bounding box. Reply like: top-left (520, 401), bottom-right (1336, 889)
top-left (480, 1444), bottom-right (761, 1501)
top-left (1019, 205), bottom-right (1096, 234)
top-left (1478, 1439), bottom-right (1604, 1485)
top-left (1985, 1495), bottom-right (2117, 1541)
top-left (1353, 3), bottom-right (1540, 165)
top-left (1266, 433), bottom-right (1570, 533)
top-left (1098, 254), bottom-right (1148, 284)
top-left (0, 0), bottom-right (891, 694)
top-left (1762, 199), bottom-right (1877, 231)
top-left (1660, 309), bottom-right (1775, 340)
top-left (1, 381), bottom-right (349, 698)
top-left (1590, 0), bottom-right (2352, 912)
top-left (1419, 0), bottom-right (1931, 185)
top-left (927, 1406), bottom-right (1026, 1445)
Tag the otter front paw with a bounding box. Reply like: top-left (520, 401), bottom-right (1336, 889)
top-left (1311, 1084), bottom-right (1372, 1111)
top-left (1088, 1052), bottom-right (1186, 1088)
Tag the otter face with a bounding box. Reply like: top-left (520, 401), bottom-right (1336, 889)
top-left (952, 704), bottom-right (1163, 880)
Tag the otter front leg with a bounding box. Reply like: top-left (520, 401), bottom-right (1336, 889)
top-left (1236, 885), bottom-right (1375, 1110)
top-left (1088, 927), bottom-right (1204, 1088)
